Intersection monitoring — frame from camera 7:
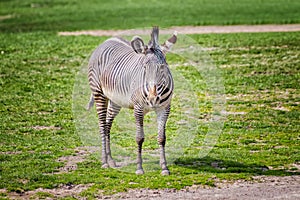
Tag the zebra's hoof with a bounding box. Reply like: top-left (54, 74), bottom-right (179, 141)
top-left (101, 163), bottom-right (109, 168)
top-left (135, 169), bottom-right (144, 175)
top-left (108, 160), bottom-right (117, 168)
top-left (161, 170), bottom-right (170, 176)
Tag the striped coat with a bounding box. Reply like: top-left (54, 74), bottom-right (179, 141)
top-left (88, 27), bottom-right (177, 175)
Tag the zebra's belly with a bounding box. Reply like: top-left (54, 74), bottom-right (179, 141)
top-left (103, 89), bottom-right (134, 109)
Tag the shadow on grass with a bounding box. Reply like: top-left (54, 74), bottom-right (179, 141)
top-left (174, 156), bottom-right (300, 176)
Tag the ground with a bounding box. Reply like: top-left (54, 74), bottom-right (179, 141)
top-left (58, 24), bottom-right (300, 36)
top-left (109, 176), bottom-right (300, 200)
top-left (2, 24), bottom-right (300, 199)
top-left (3, 174), bottom-right (300, 199)
top-left (2, 145), bottom-right (299, 199)
top-left (60, 24), bottom-right (300, 200)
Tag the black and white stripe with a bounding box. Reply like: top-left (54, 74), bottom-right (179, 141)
top-left (87, 27), bottom-right (177, 175)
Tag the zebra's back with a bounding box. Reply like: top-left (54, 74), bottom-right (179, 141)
top-left (88, 37), bottom-right (144, 108)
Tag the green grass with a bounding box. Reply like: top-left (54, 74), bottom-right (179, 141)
top-left (0, 31), bottom-right (299, 198)
top-left (1, 0), bottom-right (300, 32)
top-left (0, 0), bottom-right (299, 198)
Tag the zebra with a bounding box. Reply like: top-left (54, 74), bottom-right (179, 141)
top-left (87, 26), bottom-right (177, 175)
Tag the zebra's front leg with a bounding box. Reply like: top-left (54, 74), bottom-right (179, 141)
top-left (134, 105), bottom-right (145, 175)
top-left (156, 105), bottom-right (171, 175)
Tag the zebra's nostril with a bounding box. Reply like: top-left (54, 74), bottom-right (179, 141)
top-left (156, 96), bottom-right (160, 102)
top-left (147, 95), bottom-right (161, 107)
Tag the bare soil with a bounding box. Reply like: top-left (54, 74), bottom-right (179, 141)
top-left (58, 24), bottom-right (300, 36)
top-left (108, 176), bottom-right (300, 200)
top-left (3, 176), bottom-right (299, 199)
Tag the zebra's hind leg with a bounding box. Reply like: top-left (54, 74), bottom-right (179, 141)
top-left (94, 92), bottom-right (109, 168)
top-left (134, 105), bottom-right (145, 175)
top-left (156, 105), bottom-right (171, 175)
top-left (105, 100), bottom-right (121, 167)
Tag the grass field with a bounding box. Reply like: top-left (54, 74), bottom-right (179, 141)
top-left (0, 0), bottom-right (300, 199)
top-left (1, 0), bottom-right (300, 32)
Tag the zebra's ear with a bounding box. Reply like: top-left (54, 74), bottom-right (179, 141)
top-left (161, 31), bottom-right (177, 54)
top-left (131, 36), bottom-right (147, 54)
top-left (148, 26), bottom-right (160, 50)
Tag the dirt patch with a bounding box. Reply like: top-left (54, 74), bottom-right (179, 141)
top-left (4, 183), bottom-right (93, 200)
top-left (31, 126), bottom-right (62, 131)
top-left (226, 89), bottom-right (298, 102)
top-left (54, 146), bottom-right (99, 174)
top-left (0, 15), bottom-right (14, 21)
top-left (3, 176), bottom-right (298, 199)
top-left (58, 24), bottom-right (300, 36)
top-left (106, 176), bottom-right (300, 200)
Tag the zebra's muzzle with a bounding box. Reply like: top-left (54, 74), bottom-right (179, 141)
top-left (149, 85), bottom-right (157, 99)
top-left (148, 85), bottom-right (157, 102)
top-left (147, 84), bottom-right (160, 107)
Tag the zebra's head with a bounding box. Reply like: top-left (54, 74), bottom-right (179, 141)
top-left (131, 27), bottom-right (177, 106)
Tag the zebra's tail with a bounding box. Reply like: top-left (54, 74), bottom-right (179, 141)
top-left (86, 93), bottom-right (94, 110)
